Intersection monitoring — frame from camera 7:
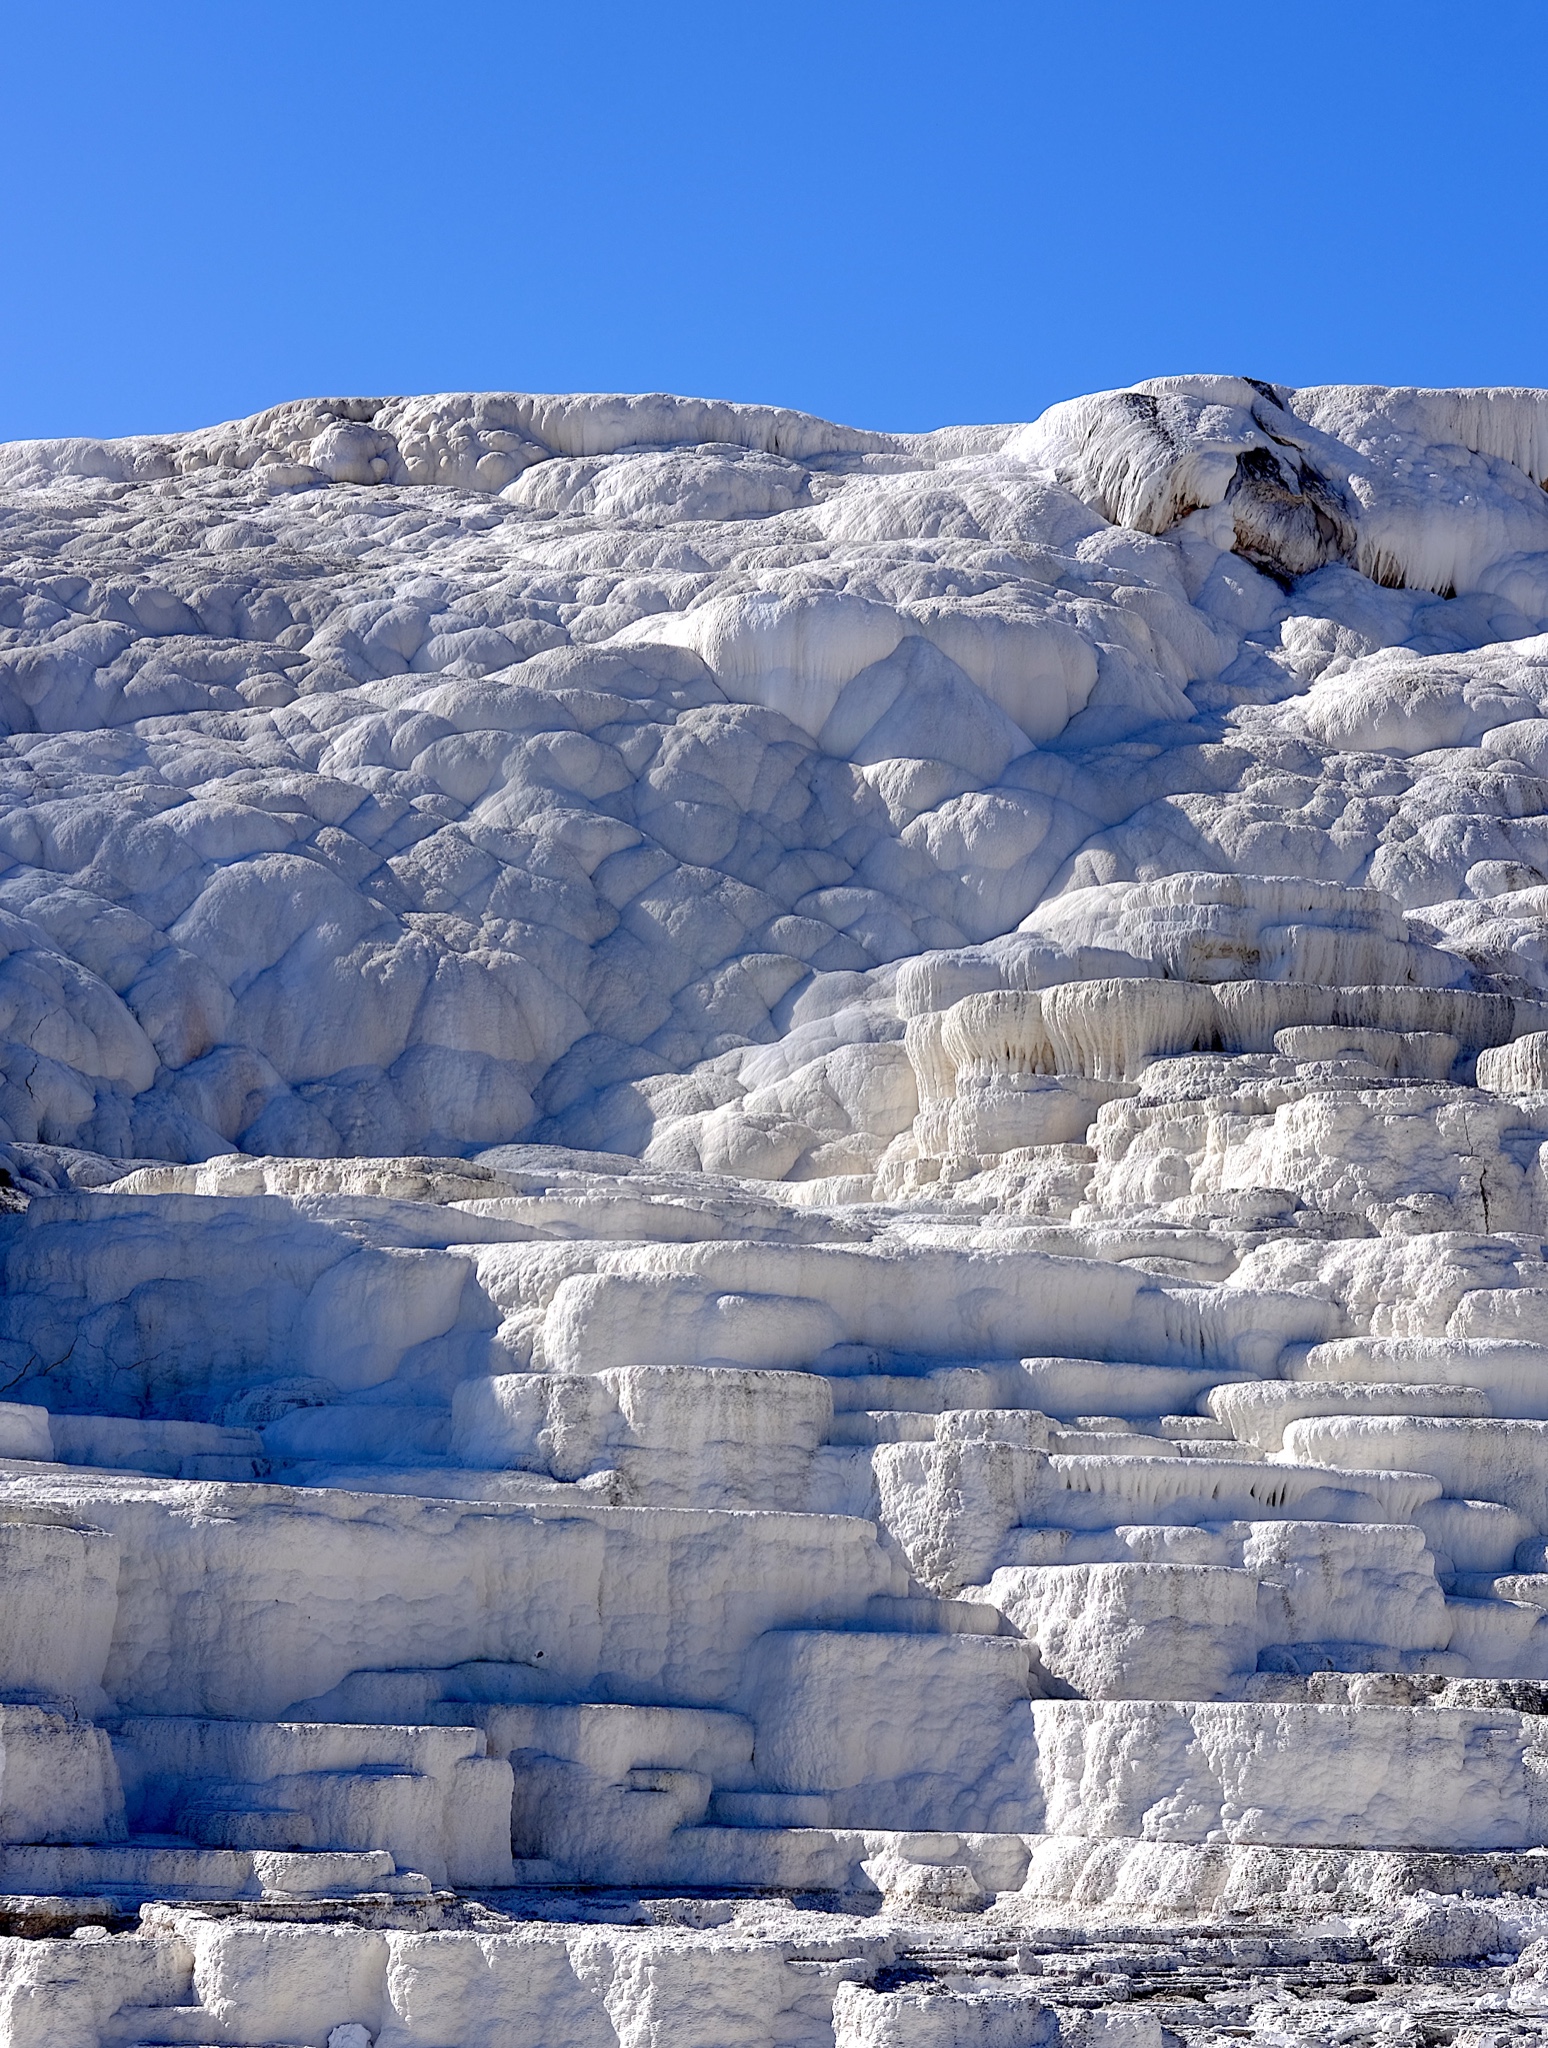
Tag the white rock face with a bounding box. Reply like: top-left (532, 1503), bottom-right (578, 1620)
top-left (11, 375), bottom-right (1548, 2040)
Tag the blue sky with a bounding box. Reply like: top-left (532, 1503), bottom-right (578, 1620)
top-left (4, 0), bottom-right (1545, 441)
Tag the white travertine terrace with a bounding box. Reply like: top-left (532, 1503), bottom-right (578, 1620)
top-left (7, 376), bottom-right (1548, 2041)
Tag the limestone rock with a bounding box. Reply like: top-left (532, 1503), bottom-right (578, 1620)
top-left (8, 375), bottom-right (1548, 2042)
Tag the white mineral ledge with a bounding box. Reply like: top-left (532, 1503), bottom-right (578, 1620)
top-left (4, 377), bottom-right (1548, 2042)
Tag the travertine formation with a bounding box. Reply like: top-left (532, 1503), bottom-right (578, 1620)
top-left (6, 377), bottom-right (1548, 2042)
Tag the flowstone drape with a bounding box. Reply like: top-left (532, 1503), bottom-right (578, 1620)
top-left (6, 377), bottom-right (1548, 2043)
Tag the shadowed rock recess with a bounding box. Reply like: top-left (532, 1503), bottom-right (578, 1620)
top-left (12, 377), bottom-right (1548, 2041)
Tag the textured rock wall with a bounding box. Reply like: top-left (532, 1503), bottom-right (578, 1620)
top-left (6, 375), bottom-right (1548, 2043)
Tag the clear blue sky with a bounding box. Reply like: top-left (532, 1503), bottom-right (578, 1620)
top-left (4, 0), bottom-right (1544, 441)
